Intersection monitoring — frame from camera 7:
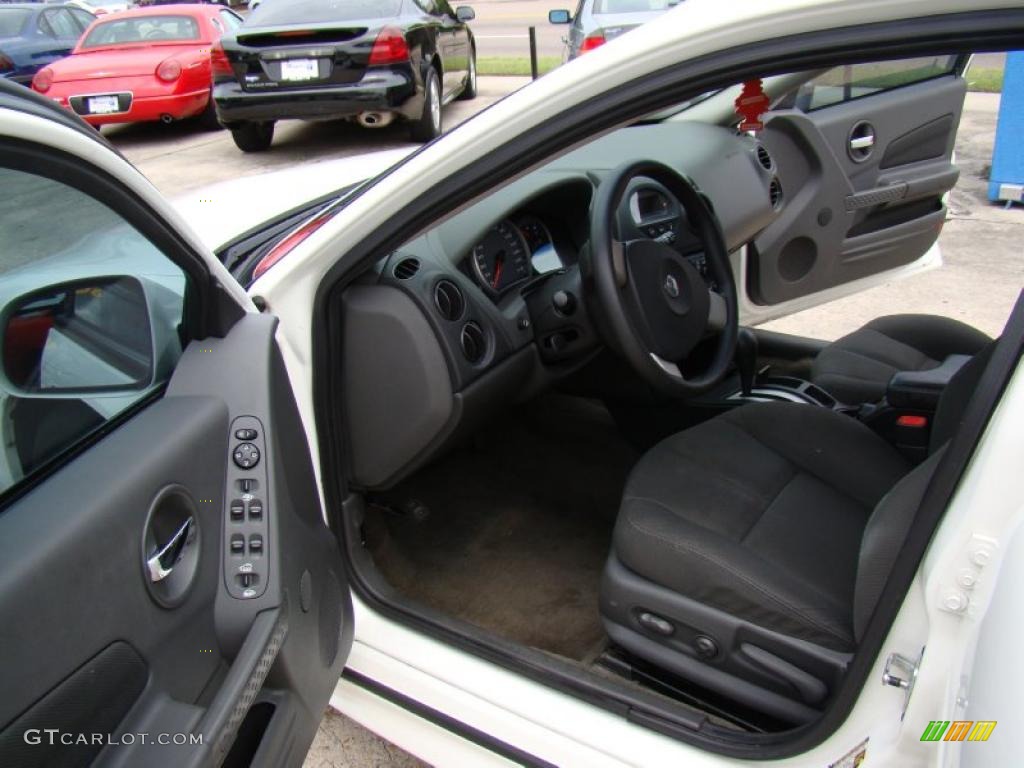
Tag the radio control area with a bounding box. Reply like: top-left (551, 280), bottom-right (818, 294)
top-left (225, 416), bottom-right (269, 600)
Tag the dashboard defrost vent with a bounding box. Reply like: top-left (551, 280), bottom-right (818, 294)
top-left (756, 145), bottom-right (774, 171)
top-left (460, 322), bottom-right (486, 363)
top-left (393, 258), bottom-right (421, 280)
top-left (433, 280), bottom-right (465, 321)
top-left (769, 178), bottom-right (783, 210)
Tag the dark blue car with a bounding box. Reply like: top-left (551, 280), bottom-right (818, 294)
top-left (0, 3), bottom-right (95, 86)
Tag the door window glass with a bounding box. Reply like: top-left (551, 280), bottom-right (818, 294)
top-left (795, 56), bottom-right (961, 111)
top-left (0, 167), bottom-right (189, 497)
top-left (41, 9), bottom-right (79, 39)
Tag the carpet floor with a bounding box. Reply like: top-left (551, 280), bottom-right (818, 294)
top-left (366, 396), bottom-right (639, 660)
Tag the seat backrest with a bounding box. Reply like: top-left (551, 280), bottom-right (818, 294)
top-left (853, 341), bottom-right (996, 640)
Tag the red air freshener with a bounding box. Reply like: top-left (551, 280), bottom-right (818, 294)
top-left (735, 79), bottom-right (770, 132)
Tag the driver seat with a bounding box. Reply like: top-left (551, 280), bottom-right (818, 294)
top-left (600, 345), bottom-right (992, 723)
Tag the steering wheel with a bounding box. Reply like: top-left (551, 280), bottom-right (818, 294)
top-left (587, 160), bottom-right (738, 396)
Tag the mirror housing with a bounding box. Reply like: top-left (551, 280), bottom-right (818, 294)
top-left (455, 5), bottom-right (475, 22)
top-left (548, 9), bottom-right (571, 24)
top-left (2, 276), bottom-right (160, 397)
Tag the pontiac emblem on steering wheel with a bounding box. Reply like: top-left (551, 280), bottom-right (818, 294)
top-left (663, 274), bottom-right (680, 298)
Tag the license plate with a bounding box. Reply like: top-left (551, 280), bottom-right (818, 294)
top-left (280, 59), bottom-right (319, 81)
top-left (88, 95), bottom-right (120, 114)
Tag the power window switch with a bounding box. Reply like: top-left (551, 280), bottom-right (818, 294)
top-left (230, 534), bottom-right (245, 554)
top-left (230, 500), bottom-right (245, 521)
top-left (248, 500), bottom-right (263, 520)
top-left (249, 535), bottom-right (263, 554)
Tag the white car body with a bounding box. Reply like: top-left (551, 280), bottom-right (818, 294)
top-left (2, 0), bottom-right (1021, 765)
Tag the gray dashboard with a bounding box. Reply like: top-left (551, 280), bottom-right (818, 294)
top-left (341, 121), bottom-right (781, 489)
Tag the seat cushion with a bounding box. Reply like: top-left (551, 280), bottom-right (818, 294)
top-left (811, 314), bottom-right (992, 404)
top-left (612, 402), bottom-right (911, 650)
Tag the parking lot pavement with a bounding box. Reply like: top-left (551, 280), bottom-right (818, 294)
top-left (109, 76), bottom-right (529, 197)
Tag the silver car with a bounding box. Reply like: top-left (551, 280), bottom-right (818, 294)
top-left (549, 0), bottom-right (681, 60)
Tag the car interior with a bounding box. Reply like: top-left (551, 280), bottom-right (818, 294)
top-left (321, 54), bottom-right (1010, 733)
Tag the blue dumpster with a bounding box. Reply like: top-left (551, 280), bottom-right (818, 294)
top-left (988, 51), bottom-right (1024, 205)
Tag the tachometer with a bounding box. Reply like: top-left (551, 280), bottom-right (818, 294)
top-left (515, 214), bottom-right (563, 274)
top-left (471, 220), bottom-right (530, 293)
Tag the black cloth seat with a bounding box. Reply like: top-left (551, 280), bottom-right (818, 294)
top-left (811, 314), bottom-right (991, 404)
top-left (612, 403), bottom-right (911, 651)
top-left (603, 346), bottom-right (993, 719)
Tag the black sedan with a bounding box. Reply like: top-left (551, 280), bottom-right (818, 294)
top-left (212, 0), bottom-right (477, 152)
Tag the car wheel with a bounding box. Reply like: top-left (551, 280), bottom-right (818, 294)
top-left (197, 90), bottom-right (222, 131)
top-left (230, 121), bottom-right (275, 152)
top-left (409, 68), bottom-right (441, 143)
top-left (457, 49), bottom-right (477, 101)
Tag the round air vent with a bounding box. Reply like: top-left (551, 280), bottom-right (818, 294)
top-left (756, 145), bottom-right (774, 172)
top-left (433, 280), bottom-right (465, 321)
top-left (393, 257), bottom-right (420, 280)
top-left (769, 177), bottom-right (783, 210)
top-left (460, 322), bottom-right (486, 364)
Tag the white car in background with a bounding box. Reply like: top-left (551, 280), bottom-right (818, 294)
top-left (0, 1), bottom-right (1022, 767)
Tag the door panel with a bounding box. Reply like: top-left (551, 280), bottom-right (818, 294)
top-left (0, 314), bottom-right (350, 768)
top-left (750, 73), bottom-right (967, 305)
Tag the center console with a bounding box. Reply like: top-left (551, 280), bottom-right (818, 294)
top-left (719, 328), bottom-right (969, 462)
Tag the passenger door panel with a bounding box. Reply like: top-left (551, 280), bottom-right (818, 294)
top-left (750, 74), bottom-right (967, 305)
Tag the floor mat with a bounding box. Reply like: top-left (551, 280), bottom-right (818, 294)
top-left (366, 396), bottom-right (638, 661)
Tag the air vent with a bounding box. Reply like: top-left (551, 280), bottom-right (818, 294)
top-left (460, 322), bottom-right (486, 364)
top-left (756, 145), bottom-right (773, 171)
top-left (769, 177), bottom-right (783, 210)
top-left (433, 280), bottom-right (465, 321)
top-left (393, 258), bottom-right (420, 280)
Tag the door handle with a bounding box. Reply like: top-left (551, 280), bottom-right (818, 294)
top-left (147, 517), bottom-right (196, 583)
top-left (850, 135), bottom-right (876, 150)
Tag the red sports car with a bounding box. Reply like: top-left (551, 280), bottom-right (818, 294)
top-left (31, 4), bottom-right (242, 128)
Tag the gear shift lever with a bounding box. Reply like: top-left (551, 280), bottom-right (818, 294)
top-left (735, 328), bottom-right (758, 397)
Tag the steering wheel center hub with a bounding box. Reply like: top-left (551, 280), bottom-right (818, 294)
top-left (624, 239), bottom-right (709, 360)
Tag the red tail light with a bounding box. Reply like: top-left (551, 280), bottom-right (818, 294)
top-left (156, 58), bottom-right (182, 83)
top-left (579, 32), bottom-right (606, 53)
top-left (33, 67), bottom-right (54, 93)
top-left (211, 43), bottom-right (233, 79)
top-left (368, 26), bottom-right (409, 66)
top-left (253, 211), bottom-right (335, 280)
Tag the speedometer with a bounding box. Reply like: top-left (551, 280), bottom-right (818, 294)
top-left (471, 220), bottom-right (531, 294)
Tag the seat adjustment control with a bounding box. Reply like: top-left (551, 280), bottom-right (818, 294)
top-left (637, 611), bottom-right (675, 637)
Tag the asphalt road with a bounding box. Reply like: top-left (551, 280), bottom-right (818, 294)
top-left (467, 0), bottom-right (571, 59)
top-left (107, 76), bottom-right (1019, 767)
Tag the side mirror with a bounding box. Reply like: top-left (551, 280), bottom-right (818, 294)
top-left (2, 276), bottom-right (158, 396)
top-left (455, 5), bottom-right (475, 22)
top-left (548, 9), bottom-right (571, 24)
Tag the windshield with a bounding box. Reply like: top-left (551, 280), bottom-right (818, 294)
top-left (0, 8), bottom-right (31, 37)
top-left (249, 0), bottom-right (403, 26)
top-left (82, 15), bottom-right (200, 47)
top-left (593, 0), bottom-right (677, 13)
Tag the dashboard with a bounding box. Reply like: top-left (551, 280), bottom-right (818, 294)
top-left (341, 121), bottom-right (784, 489)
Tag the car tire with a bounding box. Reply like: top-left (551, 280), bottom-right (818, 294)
top-left (197, 91), bottom-right (222, 131)
top-left (409, 67), bottom-right (442, 143)
top-left (457, 49), bottom-right (477, 101)
top-left (231, 121), bottom-right (275, 152)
